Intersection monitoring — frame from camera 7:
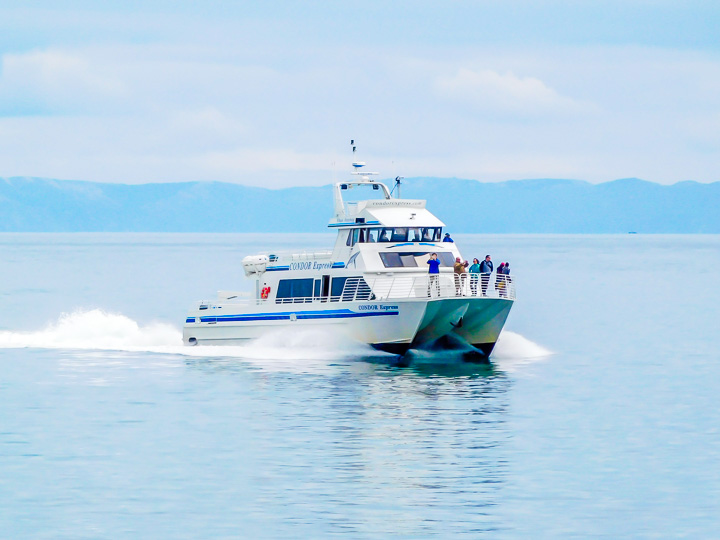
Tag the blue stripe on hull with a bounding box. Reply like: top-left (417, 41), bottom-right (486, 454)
top-left (188, 308), bottom-right (399, 324)
top-left (267, 262), bottom-right (345, 271)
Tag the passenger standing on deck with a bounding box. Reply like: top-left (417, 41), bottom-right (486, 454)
top-left (469, 258), bottom-right (481, 296)
top-left (479, 254), bottom-right (493, 296)
top-left (495, 263), bottom-right (506, 297)
top-left (427, 253), bottom-right (441, 296)
top-left (454, 257), bottom-right (466, 295)
top-left (501, 262), bottom-right (511, 298)
top-left (443, 233), bottom-right (454, 243)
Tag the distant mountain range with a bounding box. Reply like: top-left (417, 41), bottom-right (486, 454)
top-left (1, 176), bottom-right (718, 233)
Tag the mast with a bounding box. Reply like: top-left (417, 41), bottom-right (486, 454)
top-left (351, 139), bottom-right (366, 175)
top-left (394, 176), bottom-right (404, 199)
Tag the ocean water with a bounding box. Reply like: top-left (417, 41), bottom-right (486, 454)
top-left (1, 233), bottom-right (719, 539)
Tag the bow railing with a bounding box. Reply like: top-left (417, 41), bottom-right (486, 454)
top-left (271, 273), bottom-right (515, 304)
top-left (363, 273), bottom-right (515, 301)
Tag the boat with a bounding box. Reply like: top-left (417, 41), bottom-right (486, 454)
top-left (183, 150), bottom-right (515, 357)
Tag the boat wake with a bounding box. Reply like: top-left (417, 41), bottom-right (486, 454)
top-left (0, 309), bottom-right (551, 364)
top-left (0, 309), bottom-right (181, 351)
top-left (0, 309), bottom-right (385, 361)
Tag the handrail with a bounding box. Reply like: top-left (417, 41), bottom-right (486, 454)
top-left (266, 273), bottom-right (515, 304)
top-left (261, 249), bottom-right (333, 262)
top-left (199, 273), bottom-right (515, 309)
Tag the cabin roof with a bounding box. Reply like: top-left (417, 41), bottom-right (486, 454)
top-left (330, 197), bottom-right (444, 228)
top-left (364, 207), bottom-right (444, 227)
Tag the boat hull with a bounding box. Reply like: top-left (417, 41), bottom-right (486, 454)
top-left (451, 297), bottom-right (513, 356)
top-left (183, 300), bottom-right (428, 348)
top-left (183, 296), bottom-right (513, 357)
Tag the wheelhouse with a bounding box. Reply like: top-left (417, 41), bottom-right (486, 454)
top-left (345, 226), bottom-right (443, 246)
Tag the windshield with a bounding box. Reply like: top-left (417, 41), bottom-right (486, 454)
top-left (347, 227), bottom-right (442, 246)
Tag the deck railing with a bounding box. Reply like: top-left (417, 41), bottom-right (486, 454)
top-left (263, 249), bottom-right (333, 263)
top-left (363, 273), bottom-right (515, 301)
top-left (271, 274), bottom-right (515, 304)
top-left (200, 274), bottom-right (515, 309)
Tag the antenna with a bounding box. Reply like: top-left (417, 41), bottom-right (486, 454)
top-left (393, 176), bottom-right (404, 198)
top-left (351, 139), bottom-right (366, 171)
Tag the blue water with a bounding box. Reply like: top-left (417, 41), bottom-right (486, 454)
top-left (1, 234), bottom-right (719, 538)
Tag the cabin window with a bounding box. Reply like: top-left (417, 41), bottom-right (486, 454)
top-left (437, 252), bottom-right (455, 266)
top-left (400, 254), bottom-right (419, 267)
top-left (276, 278), bottom-right (314, 303)
top-left (379, 252), bottom-right (402, 267)
top-left (347, 228), bottom-right (371, 247)
top-left (379, 252), bottom-right (419, 268)
top-left (330, 277), bottom-right (347, 299)
top-left (379, 251), bottom-right (453, 268)
top-left (359, 227), bottom-right (442, 243)
top-left (390, 228), bottom-right (408, 242)
top-left (420, 227), bottom-right (442, 241)
top-left (330, 276), bottom-right (372, 301)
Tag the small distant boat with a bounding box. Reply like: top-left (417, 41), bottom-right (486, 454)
top-left (183, 147), bottom-right (515, 357)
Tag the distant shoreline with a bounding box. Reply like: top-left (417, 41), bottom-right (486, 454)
top-left (2, 176), bottom-right (718, 234)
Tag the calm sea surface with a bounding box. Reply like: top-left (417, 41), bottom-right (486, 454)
top-left (1, 233), bottom-right (719, 539)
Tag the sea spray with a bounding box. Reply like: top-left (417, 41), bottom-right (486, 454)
top-left (0, 309), bottom-right (181, 350)
top-left (492, 330), bottom-right (552, 359)
top-left (0, 310), bottom-right (551, 368)
top-left (0, 309), bottom-right (384, 362)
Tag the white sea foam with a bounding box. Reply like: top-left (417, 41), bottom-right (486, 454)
top-left (0, 310), bottom-right (550, 368)
top-left (0, 309), bottom-right (181, 350)
top-left (490, 330), bottom-right (553, 372)
top-left (0, 309), bottom-right (386, 363)
top-left (492, 330), bottom-right (552, 359)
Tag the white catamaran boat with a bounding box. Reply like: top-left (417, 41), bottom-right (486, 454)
top-left (183, 154), bottom-right (515, 356)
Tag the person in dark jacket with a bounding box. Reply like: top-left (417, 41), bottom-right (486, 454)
top-left (443, 233), bottom-right (454, 243)
top-left (501, 262), bottom-right (511, 298)
top-left (479, 254), bottom-right (493, 296)
top-left (496, 262), bottom-right (506, 297)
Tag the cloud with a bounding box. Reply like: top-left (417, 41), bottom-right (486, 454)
top-left (0, 49), bottom-right (127, 114)
top-left (198, 147), bottom-right (339, 174)
top-left (0, 40), bottom-right (719, 186)
top-left (435, 68), bottom-right (586, 117)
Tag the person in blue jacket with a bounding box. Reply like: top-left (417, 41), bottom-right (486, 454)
top-left (443, 233), bottom-right (454, 242)
top-left (479, 254), bottom-right (493, 296)
top-left (427, 253), bottom-right (441, 296)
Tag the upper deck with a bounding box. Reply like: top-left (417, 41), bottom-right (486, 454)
top-left (330, 179), bottom-right (445, 230)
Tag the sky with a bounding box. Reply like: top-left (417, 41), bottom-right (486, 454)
top-left (0, 1), bottom-right (718, 187)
